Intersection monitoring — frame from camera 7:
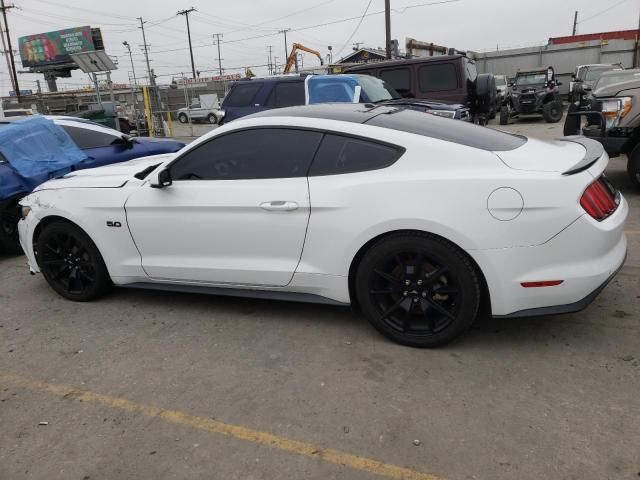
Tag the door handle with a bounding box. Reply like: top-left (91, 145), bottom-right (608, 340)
top-left (260, 201), bottom-right (299, 212)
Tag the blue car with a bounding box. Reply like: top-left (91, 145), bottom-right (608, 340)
top-left (0, 116), bottom-right (185, 252)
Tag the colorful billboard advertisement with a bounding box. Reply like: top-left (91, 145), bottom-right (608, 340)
top-left (19, 26), bottom-right (95, 69)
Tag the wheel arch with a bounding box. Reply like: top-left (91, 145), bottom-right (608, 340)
top-left (347, 229), bottom-right (492, 315)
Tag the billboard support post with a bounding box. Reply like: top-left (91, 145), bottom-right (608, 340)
top-left (92, 73), bottom-right (102, 107)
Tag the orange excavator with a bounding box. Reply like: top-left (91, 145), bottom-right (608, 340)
top-left (283, 43), bottom-right (324, 74)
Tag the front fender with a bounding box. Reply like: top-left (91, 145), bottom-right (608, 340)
top-left (22, 189), bottom-right (145, 279)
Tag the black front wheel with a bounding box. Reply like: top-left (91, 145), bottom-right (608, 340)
top-left (355, 233), bottom-right (481, 348)
top-left (37, 222), bottom-right (112, 301)
top-left (0, 204), bottom-right (22, 254)
top-left (543, 101), bottom-right (563, 123)
top-left (178, 113), bottom-right (188, 124)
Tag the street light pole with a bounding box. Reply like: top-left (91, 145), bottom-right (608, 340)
top-left (123, 41), bottom-right (140, 133)
top-left (279, 28), bottom-right (291, 61)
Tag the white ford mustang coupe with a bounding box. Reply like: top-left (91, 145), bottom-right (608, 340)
top-left (18, 104), bottom-right (627, 347)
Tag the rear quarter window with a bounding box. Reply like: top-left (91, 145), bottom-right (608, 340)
top-left (223, 83), bottom-right (263, 107)
top-left (309, 134), bottom-right (403, 176)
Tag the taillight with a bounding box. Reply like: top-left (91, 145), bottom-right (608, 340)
top-left (580, 176), bottom-right (619, 221)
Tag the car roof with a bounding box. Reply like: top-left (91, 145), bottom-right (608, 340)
top-left (232, 75), bottom-right (304, 85)
top-left (345, 54), bottom-right (466, 71)
top-left (246, 104), bottom-right (526, 152)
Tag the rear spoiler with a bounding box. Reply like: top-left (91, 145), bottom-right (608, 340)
top-left (558, 136), bottom-right (604, 175)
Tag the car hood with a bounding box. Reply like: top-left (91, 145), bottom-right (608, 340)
top-left (593, 78), bottom-right (640, 97)
top-left (494, 136), bottom-right (597, 173)
top-left (34, 153), bottom-right (174, 190)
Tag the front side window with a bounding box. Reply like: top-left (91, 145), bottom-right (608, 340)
top-left (418, 64), bottom-right (458, 92)
top-left (170, 128), bottom-right (323, 181)
top-left (61, 125), bottom-right (119, 149)
top-left (223, 83), bottom-right (262, 107)
top-left (266, 81), bottom-right (305, 107)
top-left (309, 134), bottom-right (402, 176)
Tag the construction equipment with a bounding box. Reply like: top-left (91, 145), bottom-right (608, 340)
top-left (283, 43), bottom-right (323, 74)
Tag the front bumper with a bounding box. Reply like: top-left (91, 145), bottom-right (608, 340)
top-left (474, 196), bottom-right (628, 317)
top-left (18, 213), bottom-right (40, 274)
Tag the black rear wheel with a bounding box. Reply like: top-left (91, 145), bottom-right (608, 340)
top-left (37, 222), bottom-right (112, 301)
top-left (355, 233), bottom-right (481, 348)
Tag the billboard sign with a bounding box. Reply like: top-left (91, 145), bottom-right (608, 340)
top-left (19, 26), bottom-right (95, 69)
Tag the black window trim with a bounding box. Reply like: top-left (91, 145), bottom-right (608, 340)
top-left (164, 125), bottom-right (406, 180)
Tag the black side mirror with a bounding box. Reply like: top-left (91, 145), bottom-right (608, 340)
top-left (557, 81), bottom-right (563, 87)
top-left (508, 82), bottom-right (514, 87)
top-left (122, 135), bottom-right (134, 149)
top-left (151, 169), bottom-right (173, 188)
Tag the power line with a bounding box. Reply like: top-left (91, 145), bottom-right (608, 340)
top-left (578, 0), bottom-right (633, 24)
top-left (335, 0), bottom-right (373, 56)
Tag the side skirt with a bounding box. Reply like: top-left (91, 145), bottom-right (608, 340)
top-left (121, 282), bottom-right (349, 307)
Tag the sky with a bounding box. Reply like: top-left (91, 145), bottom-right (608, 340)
top-left (3, 0), bottom-right (640, 94)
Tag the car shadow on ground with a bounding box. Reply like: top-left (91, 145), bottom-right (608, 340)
top-left (107, 286), bottom-right (608, 350)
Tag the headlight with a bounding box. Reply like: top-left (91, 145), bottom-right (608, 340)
top-left (427, 110), bottom-right (456, 119)
top-left (601, 97), bottom-right (632, 128)
top-left (21, 206), bottom-right (31, 220)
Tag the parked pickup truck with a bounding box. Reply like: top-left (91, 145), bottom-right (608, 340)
top-left (177, 94), bottom-right (221, 124)
top-left (564, 76), bottom-right (640, 189)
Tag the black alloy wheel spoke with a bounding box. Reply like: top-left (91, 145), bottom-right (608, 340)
top-left (433, 286), bottom-right (458, 295)
top-left (379, 296), bottom-right (406, 322)
top-left (423, 305), bottom-right (436, 332)
top-left (424, 297), bottom-right (455, 320)
top-left (425, 265), bottom-right (448, 284)
top-left (374, 269), bottom-right (403, 286)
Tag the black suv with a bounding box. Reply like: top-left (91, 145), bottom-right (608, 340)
top-left (343, 54), bottom-right (495, 123)
top-left (218, 76), bottom-right (305, 125)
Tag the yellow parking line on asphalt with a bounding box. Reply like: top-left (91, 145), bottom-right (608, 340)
top-left (0, 372), bottom-right (444, 480)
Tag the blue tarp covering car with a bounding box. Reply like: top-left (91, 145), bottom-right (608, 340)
top-left (0, 116), bottom-right (185, 252)
top-left (0, 116), bottom-right (88, 196)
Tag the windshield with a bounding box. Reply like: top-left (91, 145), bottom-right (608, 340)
top-left (495, 76), bottom-right (507, 86)
top-left (595, 71), bottom-right (640, 89)
top-left (585, 67), bottom-right (620, 82)
top-left (357, 76), bottom-right (401, 102)
top-left (515, 73), bottom-right (546, 85)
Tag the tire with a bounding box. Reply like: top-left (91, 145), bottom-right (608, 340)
top-left (178, 113), bottom-right (188, 124)
top-left (499, 105), bottom-right (510, 125)
top-left (0, 203), bottom-right (21, 254)
top-left (627, 145), bottom-right (640, 190)
top-left (37, 222), bottom-right (112, 301)
top-left (207, 113), bottom-right (217, 124)
top-left (543, 101), bottom-right (563, 123)
top-left (355, 233), bottom-right (481, 348)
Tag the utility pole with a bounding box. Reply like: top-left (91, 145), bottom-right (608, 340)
top-left (123, 40), bottom-right (140, 132)
top-left (0, 9), bottom-right (13, 93)
top-left (0, 0), bottom-right (19, 100)
top-left (273, 56), bottom-right (278, 75)
top-left (177, 7), bottom-right (197, 79)
top-left (572, 11), bottom-right (578, 36)
top-left (267, 45), bottom-right (273, 75)
top-left (279, 28), bottom-right (291, 61)
top-left (137, 16), bottom-right (164, 136)
top-left (635, 11), bottom-right (640, 67)
top-left (385, 0), bottom-right (392, 59)
top-left (213, 33), bottom-right (223, 77)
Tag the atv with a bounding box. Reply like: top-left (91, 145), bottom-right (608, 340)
top-left (500, 66), bottom-right (564, 125)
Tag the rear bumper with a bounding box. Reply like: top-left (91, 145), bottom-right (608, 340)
top-left (474, 195), bottom-right (628, 317)
top-left (493, 250), bottom-right (626, 319)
